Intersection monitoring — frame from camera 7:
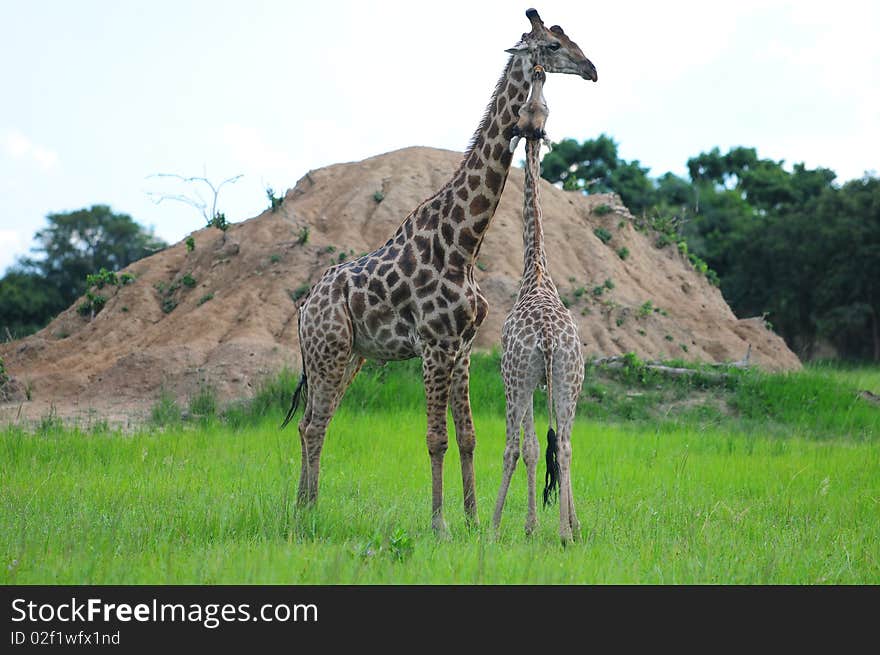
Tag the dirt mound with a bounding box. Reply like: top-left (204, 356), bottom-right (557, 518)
top-left (0, 146), bottom-right (800, 424)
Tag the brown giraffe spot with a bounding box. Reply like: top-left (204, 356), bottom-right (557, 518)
top-left (443, 188), bottom-right (453, 209)
top-left (451, 205), bottom-right (464, 223)
top-left (475, 297), bottom-right (488, 324)
top-left (456, 186), bottom-right (468, 201)
top-left (417, 208), bottom-right (438, 231)
top-left (458, 228), bottom-right (478, 251)
top-left (473, 216), bottom-right (490, 234)
top-left (368, 278), bottom-right (386, 300)
top-left (486, 167), bottom-right (502, 195)
top-left (511, 68), bottom-right (524, 82)
top-left (416, 279), bottom-right (439, 298)
top-left (365, 258), bottom-right (378, 274)
top-left (436, 296), bottom-right (448, 309)
top-left (487, 121), bottom-right (499, 139)
top-left (467, 174), bottom-right (480, 191)
top-left (482, 143), bottom-right (491, 159)
top-left (453, 306), bottom-right (470, 333)
top-left (440, 283), bottom-right (458, 304)
top-left (441, 222), bottom-right (454, 246)
top-left (421, 299), bottom-right (435, 314)
top-left (395, 322), bottom-right (409, 337)
top-left (403, 221), bottom-right (413, 238)
top-left (428, 317), bottom-right (447, 335)
top-left (394, 233), bottom-right (405, 245)
top-left (376, 263), bottom-right (393, 277)
top-left (448, 250), bottom-right (465, 270)
top-left (469, 156), bottom-right (484, 171)
top-left (350, 292), bottom-right (366, 318)
top-left (469, 194), bottom-right (490, 215)
top-left (390, 282), bottom-right (412, 305)
top-left (431, 198), bottom-right (441, 211)
top-left (491, 143), bottom-right (504, 161)
top-left (501, 107), bottom-right (512, 124)
top-left (500, 149), bottom-right (513, 168)
top-left (414, 235), bottom-right (431, 264)
top-left (366, 310), bottom-right (383, 334)
top-left (505, 82), bottom-right (517, 99)
top-left (414, 268), bottom-right (433, 288)
top-left (399, 244), bottom-right (416, 276)
top-left (399, 305), bottom-right (414, 325)
top-left (385, 269), bottom-right (400, 288)
top-left (431, 235), bottom-right (445, 271)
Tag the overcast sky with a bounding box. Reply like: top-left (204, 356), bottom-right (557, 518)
top-left (1, 0), bottom-right (878, 274)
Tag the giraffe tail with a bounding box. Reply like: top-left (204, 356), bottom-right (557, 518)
top-left (542, 335), bottom-right (559, 507)
top-left (280, 371), bottom-right (307, 430)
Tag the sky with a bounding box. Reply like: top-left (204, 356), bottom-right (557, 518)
top-left (1, 0), bottom-right (878, 274)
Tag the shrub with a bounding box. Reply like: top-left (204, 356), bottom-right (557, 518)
top-left (604, 278), bottom-right (615, 290)
top-left (269, 254), bottom-right (281, 264)
top-left (185, 236), bottom-right (195, 252)
top-left (289, 284), bottom-right (310, 302)
top-left (594, 227), bottom-right (612, 244)
top-left (266, 186), bottom-right (284, 212)
top-left (297, 226), bottom-right (310, 245)
top-left (639, 300), bottom-right (654, 317)
top-left (208, 212), bottom-right (229, 231)
top-left (150, 390), bottom-right (180, 427)
top-left (593, 204), bottom-right (612, 216)
top-left (182, 273), bottom-right (197, 288)
top-left (617, 246), bottom-right (629, 260)
top-left (197, 293), bottom-right (214, 306)
top-left (373, 191), bottom-right (385, 203)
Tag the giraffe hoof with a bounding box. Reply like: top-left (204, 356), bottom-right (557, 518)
top-left (432, 518), bottom-right (451, 541)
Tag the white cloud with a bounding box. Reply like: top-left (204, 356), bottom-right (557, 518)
top-left (0, 228), bottom-right (29, 273)
top-left (2, 130), bottom-right (59, 171)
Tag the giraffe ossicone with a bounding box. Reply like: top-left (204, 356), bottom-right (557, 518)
top-left (283, 8), bottom-right (596, 536)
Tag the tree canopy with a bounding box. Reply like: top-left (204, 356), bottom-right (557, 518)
top-left (0, 205), bottom-right (166, 338)
top-left (541, 136), bottom-right (879, 360)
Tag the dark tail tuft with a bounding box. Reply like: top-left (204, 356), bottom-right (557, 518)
top-left (543, 426), bottom-right (559, 507)
top-left (280, 372), bottom-right (307, 430)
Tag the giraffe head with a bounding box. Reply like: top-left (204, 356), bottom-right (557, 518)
top-left (509, 65), bottom-right (549, 152)
top-left (506, 8), bottom-right (598, 82)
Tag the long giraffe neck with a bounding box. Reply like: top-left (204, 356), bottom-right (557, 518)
top-left (518, 138), bottom-right (552, 293)
top-left (394, 56), bottom-right (532, 269)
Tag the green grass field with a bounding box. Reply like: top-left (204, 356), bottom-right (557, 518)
top-left (2, 356), bottom-right (879, 584)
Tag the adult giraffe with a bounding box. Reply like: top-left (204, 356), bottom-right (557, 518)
top-left (283, 8), bottom-right (597, 535)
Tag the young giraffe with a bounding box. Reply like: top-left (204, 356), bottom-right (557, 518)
top-left (283, 9), bottom-right (597, 535)
top-left (492, 64), bottom-right (585, 542)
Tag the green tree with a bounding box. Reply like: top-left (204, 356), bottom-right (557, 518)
top-left (541, 134), bottom-right (656, 214)
top-left (1, 205), bottom-right (166, 337)
top-left (0, 269), bottom-right (65, 338)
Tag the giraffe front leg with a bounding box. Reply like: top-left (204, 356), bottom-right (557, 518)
top-left (422, 344), bottom-right (455, 537)
top-left (450, 347), bottom-right (479, 527)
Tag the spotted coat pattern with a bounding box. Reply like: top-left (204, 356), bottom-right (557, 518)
top-left (493, 110), bottom-right (585, 542)
top-left (293, 55), bottom-right (532, 534)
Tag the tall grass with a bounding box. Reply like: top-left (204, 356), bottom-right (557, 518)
top-left (1, 411), bottom-right (877, 584)
top-left (1, 355), bottom-right (878, 584)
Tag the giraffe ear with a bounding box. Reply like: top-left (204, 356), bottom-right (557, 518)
top-left (505, 41), bottom-right (529, 55)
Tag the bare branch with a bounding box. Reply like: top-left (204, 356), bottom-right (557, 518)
top-left (145, 172), bottom-right (243, 226)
